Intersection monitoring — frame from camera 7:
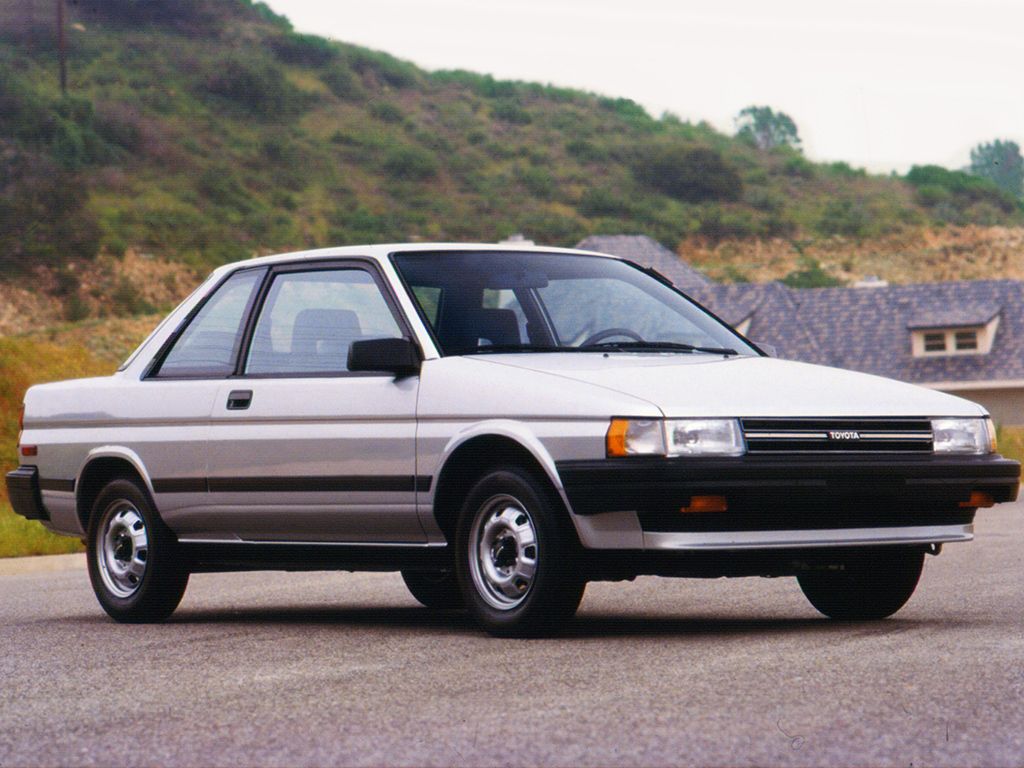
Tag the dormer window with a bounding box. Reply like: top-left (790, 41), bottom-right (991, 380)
top-left (954, 330), bottom-right (978, 351)
top-left (908, 304), bottom-right (1000, 358)
top-left (923, 332), bottom-right (946, 353)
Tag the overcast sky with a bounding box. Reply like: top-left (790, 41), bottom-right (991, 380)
top-left (264, 0), bottom-right (1022, 174)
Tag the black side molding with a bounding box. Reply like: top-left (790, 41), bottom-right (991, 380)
top-left (5, 466), bottom-right (49, 522)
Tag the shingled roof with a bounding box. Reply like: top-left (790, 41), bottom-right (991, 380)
top-left (691, 279), bottom-right (1024, 385)
top-left (576, 235), bottom-right (711, 289)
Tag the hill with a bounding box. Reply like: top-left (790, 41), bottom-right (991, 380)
top-left (1, 0), bottom-right (1022, 324)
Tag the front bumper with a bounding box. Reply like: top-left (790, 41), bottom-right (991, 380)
top-left (5, 466), bottom-right (49, 522)
top-left (557, 454), bottom-right (1019, 549)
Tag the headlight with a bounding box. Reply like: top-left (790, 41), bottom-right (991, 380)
top-left (932, 417), bottom-right (996, 455)
top-left (666, 418), bottom-right (746, 456)
top-left (607, 418), bottom-right (745, 457)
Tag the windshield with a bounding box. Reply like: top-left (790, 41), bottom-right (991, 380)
top-left (391, 251), bottom-right (757, 356)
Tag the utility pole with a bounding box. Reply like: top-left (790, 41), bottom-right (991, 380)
top-left (56, 0), bottom-right (66, 94)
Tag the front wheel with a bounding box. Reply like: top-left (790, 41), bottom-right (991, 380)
top-left (455, 467), bottom-right (585, 637)
top-left (797, 547), bottom-right (925, 620)
top-left (86, 478), bottom-right (189, 623)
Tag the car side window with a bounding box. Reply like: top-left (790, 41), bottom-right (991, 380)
top-left (246, 268), bottom-right (403, 375)
top-left (155, 269), bottom-right (263, 378)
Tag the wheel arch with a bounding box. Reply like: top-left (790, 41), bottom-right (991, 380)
top-left (75, 447), bottom-right (155, 532)
top-left (429, 423), bottom-right (576, 545)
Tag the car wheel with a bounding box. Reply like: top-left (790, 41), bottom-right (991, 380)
top-left (86, 478), bottom-right (189, 623)
top-left (455, 467), bottom-right (585, 637)
top-left (797, 547), bottom-right (925, 620)
top-left (401, 569), bottom-right (463, 609)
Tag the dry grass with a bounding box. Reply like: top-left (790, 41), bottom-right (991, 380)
top-left (684, 225), bottom-right (1024, 285)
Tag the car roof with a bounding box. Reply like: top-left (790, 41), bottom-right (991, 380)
top-left (215, 242), bottom-right (620, 276)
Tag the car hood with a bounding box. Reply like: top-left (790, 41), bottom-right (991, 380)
top-left (476, 353), bottom-right (986, 418)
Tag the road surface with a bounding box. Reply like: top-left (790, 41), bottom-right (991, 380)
top-left (2, 504), bottom-right (1022, 767)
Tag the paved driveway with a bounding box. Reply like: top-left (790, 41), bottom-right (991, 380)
top-left (2, 504), bottom-right (1022, 767)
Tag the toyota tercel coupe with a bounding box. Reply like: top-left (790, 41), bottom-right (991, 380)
top-left (7, 244), bottom-right (1020, 635)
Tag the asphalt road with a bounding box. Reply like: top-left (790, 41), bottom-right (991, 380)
top-left (2, 505), bottom-right (1022, 768)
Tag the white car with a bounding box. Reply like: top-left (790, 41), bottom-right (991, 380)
top-left (7, 244), bottom-right (1020, 636)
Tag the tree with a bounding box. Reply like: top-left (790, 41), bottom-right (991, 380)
top-left (969, 140), bottom-right (1024, 197)
top-left (735, 106), bottom-right (801, 151)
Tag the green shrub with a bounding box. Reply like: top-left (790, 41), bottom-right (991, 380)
top-left (598, 97), bottom-right (649, 120)
top-left (633, 144), bottom-right (743, 203)
top-left (202, 54), bottom-right (310, 119)
top-left (383, 145), bottom-right (438, 181)
top-left (906, 164), bottom-right (1017, 213)
top-left (698, 206), bottom-right (758, 242)
top-left (516, 165), bottom-right (555, 199)
top-left (491, 99), bottom-right (532, 125)
top-left (268, 32), bottom-right (337, 66)
top-left (566, 139), bottom-right (608, 162)
top-left (322, 64), bottom-right (365, 100)
top-left (369, 101), bottom-right (405, 123)
top-left (783, 155), bottom-right (816, 179)
top-left (578, 187), bottom-right (632, 218)
top-left (816, 198), bottom-right (872, 238)
top-left (781, 255), bottom-right (844, 288)
top-left (347, 47), bottom-right (420, 88)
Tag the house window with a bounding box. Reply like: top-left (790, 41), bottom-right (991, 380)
top-left (923, 332), bottom-right (946, 352)
top-left (954, 330), bottom-right (978, 351)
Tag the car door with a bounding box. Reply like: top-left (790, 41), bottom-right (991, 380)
top-left (202, 260), bottom-right (424, 544)
top-left (141, 266), bottom-right (267, 535)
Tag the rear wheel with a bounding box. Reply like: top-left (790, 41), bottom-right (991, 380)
top-left (401, 569), bottom-right (463, 609)
top-left (455, 467), bottom-right (585, 637)
top-left (797, 547), bottom-right (925, 620)
top-left (86, 478), bottom-right (189, 623)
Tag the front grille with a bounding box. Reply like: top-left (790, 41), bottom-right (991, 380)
top-left (742, 418), bottom-right (933, 454)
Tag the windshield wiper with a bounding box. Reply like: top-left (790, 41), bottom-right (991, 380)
top-left (582, 340), bottom-right (739, 356)
top-left (458, 344), bottom-right (579, 355)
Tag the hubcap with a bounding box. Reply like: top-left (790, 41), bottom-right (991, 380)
top-left (96, 501), bottom-right (149, 598)
top-left (469, 494), bottom-right (538, 610)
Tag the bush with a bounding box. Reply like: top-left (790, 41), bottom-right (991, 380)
top-left (347, 48), bottom-right (420, 88)
top-left (0, 150), bottom-right (101, 274)
top-left (322, 64), bottom-right (365, 100)
top-left (202, 54), bottom-right (310, 119)
top-left (491, 99), bottom-right (532, 125)
top-left (383, 145), bottom-right (438, 182)
top-left (578, 187), bottom-right (632, 218)
top-left (566, 139), bottom-right (608, 162)
top-left (816, 198), bottom-right (872, 238)
top-left (698, 206), bottom-right (758, 242)
top-left (597, 97), bottom-right (649, 120)
top-left (516, 165), bottom-right (555, 199)
top-left (633, 144), bottom-right (742, 203)
top-left (268, 32), bottom-right (337, 66)
top-left (783, 155), bottom-right (816, 179)
top-left (781, 256), bottom-right (844, 288)
top-left (906, 164), bottom-right (1017, 213)
top-left (369, 101), bottom-right (405, 123)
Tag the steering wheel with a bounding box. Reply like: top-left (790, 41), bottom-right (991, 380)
top-left (580, 327), bottom-right (645, 347)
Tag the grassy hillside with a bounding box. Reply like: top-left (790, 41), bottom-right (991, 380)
top-left (1, 0), bottom-right (1020, 317)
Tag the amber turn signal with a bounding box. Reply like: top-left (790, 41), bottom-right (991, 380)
top-left (959, 491), bottom-right (994, 508)
top-left (681, 495), bottom-right (728, 513)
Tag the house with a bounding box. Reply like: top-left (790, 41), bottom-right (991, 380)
top-left (576, 235), bottom-right (1024, 426)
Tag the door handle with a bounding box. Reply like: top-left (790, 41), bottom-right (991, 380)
top-left (226, 390), bottom-right (253, 410)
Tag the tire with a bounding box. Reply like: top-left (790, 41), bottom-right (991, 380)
top-left (401, 569), bottom-right (463, 609)
top-left (86, 478), bottom-right (189, 623)
top-left (455, 466), bottom-right (585, 637)
top-left (797, 547), bottom-right (925, 620)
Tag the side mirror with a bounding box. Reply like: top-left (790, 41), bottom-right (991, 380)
top-left (752, 341), bottom-right (777, 357)
top-left (348, 337), bottom-right (421, 376)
